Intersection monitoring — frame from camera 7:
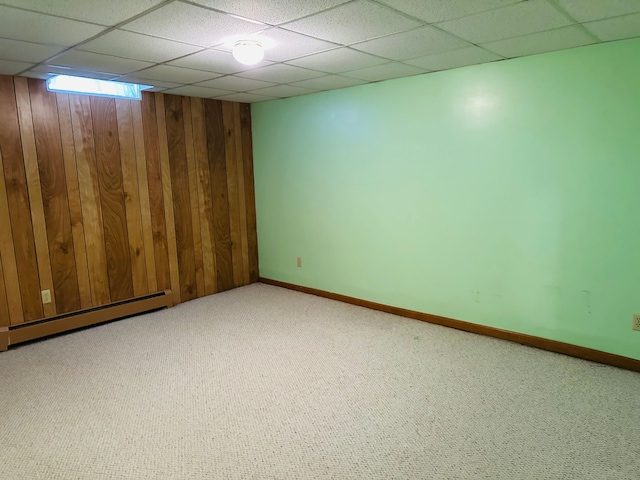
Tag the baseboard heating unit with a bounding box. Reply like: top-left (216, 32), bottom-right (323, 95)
top-left (0, 290), bottom-right (173, 351)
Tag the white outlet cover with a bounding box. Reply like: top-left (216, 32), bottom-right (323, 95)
top-left (41, 290), bottom-right (51, 304)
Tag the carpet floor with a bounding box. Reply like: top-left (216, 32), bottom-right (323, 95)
top-left (1, 283), bottom-right (639, 479)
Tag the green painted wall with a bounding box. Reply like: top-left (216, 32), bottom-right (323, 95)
top-left (252, 38), bottom-right (640, 360)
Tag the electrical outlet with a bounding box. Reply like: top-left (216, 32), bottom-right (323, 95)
top-left (41, 290), bottom-right (52, 304)
top-left (633, 314), bottom-right (640, 331)
top-left (296, 257), bottom-right (302, 268)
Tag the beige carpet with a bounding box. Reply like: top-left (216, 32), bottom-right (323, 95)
top-left (1, 283), bottom-right (639, 479)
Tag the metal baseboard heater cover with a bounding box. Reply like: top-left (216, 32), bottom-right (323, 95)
top-left (0, 290), bottom-right (173, 351)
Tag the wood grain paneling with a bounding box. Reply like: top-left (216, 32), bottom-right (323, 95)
top-left (164, 94), bottom-right (196, 302)
top-left (183, 97), bottom-right (205, 298)
top-left (191, 97), bottom-right (217, 296)
top-left (131, 100), bottom-right (157, 294)
top-left (91, 96), bottom-right (134, 302)
top-left (240, 103), bottom-right (259, 283)
top-left (0, 76), bottom-right (257, 326)
top-left (0, 254), bottom-right (9, 326)
top-left (222, 102), bottom-right (244, 288)
top-left (155, 93), bottom-right (181, 304)
top-left (28, 79), bottom-right (81, 314)
top-left (233, 102), bottom-right (250, 286)
top-left (205, 99), bottom-right (234, 292)
top-left (56, 93), bottom-right (92, 309)
top-left (141, 93), bottom-right (170, 292)
top-left (0, 150), bottom-right (23, 325)
top-left (116, 99), bottom-right (148, 297)
top-left (70, 95), bottom-right (111, 306)
top-left (0, 76), bottom-right (42, 322)
top-left (14, 77), bottom-right (58, 317)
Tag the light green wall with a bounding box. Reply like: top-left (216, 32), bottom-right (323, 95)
top-left (252, 38), bottom-right (640, 360)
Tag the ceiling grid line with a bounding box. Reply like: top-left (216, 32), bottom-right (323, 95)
top-left (14, 0), bottom-right (180, 76)
top-left (543, 0), bottom-right (602, 42)
top-left (0, 0), bottom-right (637, 101)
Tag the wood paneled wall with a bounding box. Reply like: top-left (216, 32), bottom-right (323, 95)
top-left (0, 75), bottom-right (258, 327)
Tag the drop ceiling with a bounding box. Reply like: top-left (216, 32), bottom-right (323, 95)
top-left (0, 0), bottom-right (639, 103)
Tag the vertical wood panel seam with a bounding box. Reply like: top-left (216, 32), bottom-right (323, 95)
top-left (183, 97), bottom-right (204, 298)
top-left (0, 75), bottom-right (43, 322)
top-left (116, 99), bottom-right (148, 297)
top-left (13, 78), bottom-right (56, 316)
top-left (191, 97), bottom-right (217, 296)
top-left (0, 252), bottom-right (9, 325)
top-left (222, 102), bottom-right (243, 288)
top-left (56, 92), bottom-right (92, 309)
top-left (155, 93), bottom-right (181, 304)
top-left (0, 149), bottom-right (24, 324)
top-left (1, 77), bottom-right (257, 323)
top-left (52, 90), bottom-right (79, 306)
top-left (91, 96), bottom-right (134, 301)
top-left (233, 102), bottom-right (250, 286)
top-left (29, 79), bottom-right (81, 313)
top-left (140, 92), bottom-right (170, 291)
top-left (71, 95), bottom-right (111, 306)
top-left (131, 100), bottom-right (157, 293)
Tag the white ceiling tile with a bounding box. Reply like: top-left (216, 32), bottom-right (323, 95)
top-left (342, 62), bottom-right (427, 81)
top-left (195, 76), bottom-right (275, 91)
top-left (214, 92), bottom-right (278, 103)
top-left (79, 30), bottom-right (201, 63)
top-left (19, 71), bottom-right (53, 80)
top-left (0, 0), bottom-right (166, 26)
top-left (249, 84), bottom-right (318, 98)
top-left (352, 26), bottom-right (468, 60)
top-left (378, 0), bottom-right (521, 23)
top-left (286, 47), bottom-right (388, 73)
top-left (189, 0), bottom-right (350, 25)
top-left (437, 0), bottom-right (573, 44)
top-left (405, 46), bottom-right (502, 71)
top-left (585, 12), bottom-right (640, 41)
top-left (289, 75), bottom-right (367, 90)
top-left (168, 49), bottom-right (272, 74)
top-left (237, 64), bottom-right (325, 83)
top-left (30, 64), bottom-right (117, 80)
top-left (283, 0), bottom-right (421, 44)
top-left (215, 28), bottom-right (336, 62)
top-left (0, 39), bottom-right (65, 63)
top-left (557, 0), bottom-right (640, 23)
top-left (133, 65), bottom-right (222, 84)
top-left (0, 6), bottom-right (105, 46)
top-left (0, 59), bottom-right (33, 75)
top-left (163, 85), bottom-right (233, 98)
top-left (144, 86), bottom-right (171, 92)
top-left (50, 50), bottom-right (153, 75)
top-left (122, 2), bottom-right (264, 47)
top-left (481, 26), bottom-right (596, 58)
top-left (115, 77), bottom-right (181, 89)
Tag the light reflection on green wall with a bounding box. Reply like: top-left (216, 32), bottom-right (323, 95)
top-left (252, 38), bottom-right (640, 360)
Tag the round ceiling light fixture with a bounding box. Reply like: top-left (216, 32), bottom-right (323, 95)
top-left (232, 40), bottom-right (264, 66)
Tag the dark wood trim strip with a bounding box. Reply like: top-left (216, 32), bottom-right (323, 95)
top-left (259, 277), bottom-right (640, 373)
top-left (0, 326), bottom-right (8, 352)
top-left (163, 289), bottom-right (174, 309)
top-left (5, 290), bottom-right (173, 349)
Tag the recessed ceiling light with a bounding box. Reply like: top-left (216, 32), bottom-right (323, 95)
top-left (232, 41), bottom-right (264, 66)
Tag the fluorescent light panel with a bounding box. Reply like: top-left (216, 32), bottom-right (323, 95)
top-left (46, 75), bottom-right (152, 100)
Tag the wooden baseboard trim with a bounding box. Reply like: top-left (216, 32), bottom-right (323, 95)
top-left (3, 290), bottom-right (173, 350)
top-left (259, 277), bottom-right (640, 373)
top-left (0, 326), bottom-right (8, 352)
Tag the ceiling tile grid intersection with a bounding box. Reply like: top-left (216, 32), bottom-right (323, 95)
top-left (0, 0), bottom-right (636, 102)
